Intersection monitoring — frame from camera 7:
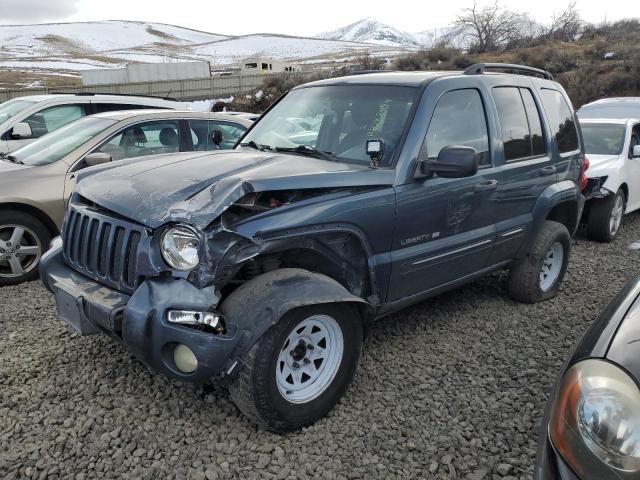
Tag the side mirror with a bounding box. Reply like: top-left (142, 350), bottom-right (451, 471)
top-left (84, 152), bottom-right (112, 167)
top-left (212, 129), bottom-right (223, 148)
top-left (11, 122), bottom-right (32, 139)
top-left (420, 146), bottom-right (479, 178)
top-left (631, 145), bottom-right (640, 158)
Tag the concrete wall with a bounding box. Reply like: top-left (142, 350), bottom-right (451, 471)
top-left (0, 72), bottom-right (322, 103)
top-left (81, 62), bottom-right (212, 86)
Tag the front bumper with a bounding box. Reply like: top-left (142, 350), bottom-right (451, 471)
top-left (41, 243), bottom-right (240, 383)
top-left (535, 430), bottom-right (581, 480)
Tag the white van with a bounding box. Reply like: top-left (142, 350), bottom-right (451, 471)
top-left (0, 94), bottom-right (186, 153)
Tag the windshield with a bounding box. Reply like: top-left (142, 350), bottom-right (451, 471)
top-left (581, 123), bottom-right (626, 156)
top-left (240, 85), bottom-right (418, 167)
top-left (0, 99), bottom-right (37, 123)
top-left (12, 117), bottom-right (116, 166)
top-left (579, 104), bottom-right (640, 119)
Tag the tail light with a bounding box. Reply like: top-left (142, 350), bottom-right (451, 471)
top-left (579, 156), bottom-right (589, 191)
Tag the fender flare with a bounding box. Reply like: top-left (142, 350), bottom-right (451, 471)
top-left (517, 180), bottom-right (583, 257)
top-left (219, 268), bottom-right (372, 370)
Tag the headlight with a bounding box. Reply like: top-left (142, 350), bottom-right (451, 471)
top-left (161, 225), bottom-right (200, 271)
top-left (549, 359), bottom-right (640, 476)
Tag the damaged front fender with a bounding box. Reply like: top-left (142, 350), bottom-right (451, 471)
top-left (219, 268), bottom-right (372, 373)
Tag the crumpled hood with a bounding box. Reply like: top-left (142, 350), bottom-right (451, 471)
top-left (75, 150), bottom-right (396, 229)
top-left (586, 154), bottom-right (621, 178)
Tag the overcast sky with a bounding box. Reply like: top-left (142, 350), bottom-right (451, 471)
top-left (0, 0), bottom-right (633, 36)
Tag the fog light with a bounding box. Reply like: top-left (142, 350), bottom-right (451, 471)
top-left (173, 344), bottom-right (198, 373)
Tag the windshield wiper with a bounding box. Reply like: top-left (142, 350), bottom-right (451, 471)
top-left (240, 140), bottom-right (272, 152)
top-left (275, 145), bottom-right (337, 162)
top-left (3, 154), bottom-right (23, 164)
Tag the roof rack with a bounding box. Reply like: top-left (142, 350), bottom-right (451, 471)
top-left (48, 92), bottom-right (180, 101)
top-left (344, 70), bottom-right (393, 76)
top-left (463, 63), bottom-right (554, 81)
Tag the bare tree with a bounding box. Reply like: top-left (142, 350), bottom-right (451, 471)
top-left (454, 1), bottom-right (534, 52)
top-left (543, 2), bottom-right (583, 42)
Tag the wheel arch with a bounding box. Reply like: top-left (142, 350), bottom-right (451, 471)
top-left (215, 225), bottom-right (381, 304)
top-left (546, 201), bottom-right (579, 236)
top-left (516, 180), bottom-right (582, 259)
top-left (0, 202), bottom-right (59, 238)
top-left (619, 182), bottom-right (629, 201)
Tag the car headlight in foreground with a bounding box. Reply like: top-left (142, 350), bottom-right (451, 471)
top-left (161, 225), bottom-right (200, 271)
top-left (549, 359), bottom-right (640, 477)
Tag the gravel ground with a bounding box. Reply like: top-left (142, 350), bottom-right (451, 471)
top-left (2, 214), bottom-right (640, 480)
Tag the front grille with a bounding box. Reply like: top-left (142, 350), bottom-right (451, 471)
top-left (62, 205), bottom-right (146, 293)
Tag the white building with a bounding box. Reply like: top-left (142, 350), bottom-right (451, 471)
top-left (241, 57), bottom-right (300, 74)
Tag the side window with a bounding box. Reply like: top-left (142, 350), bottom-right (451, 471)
top-left (520, 89), bottom-right (546, 156)
top-left (424, 89), bottom-right (490, 166)
top-left (539, 89), bottom-right (579, 154)
top-left (631, 125), bottom-right (640, 155)
top-left (211, 121), bottom-right (246, 149)
top-left (23, 104), bottom-right (85, 138)
top-left (493, 87), bottom-right (533, 161)
top-left (96, 120), bottom-right (180, 161)
top-left (189, 120), bottom-right (246, 151)
top-left (189, 119), bottom-right (211, 151)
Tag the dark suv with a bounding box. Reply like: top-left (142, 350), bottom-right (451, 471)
top-left (41, 64), bottom-right (587, 432)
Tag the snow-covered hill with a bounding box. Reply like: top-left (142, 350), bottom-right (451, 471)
top-left (0, 20), bottom-right (408, 75)
top-left (317, 18), bottom-right (419, 47)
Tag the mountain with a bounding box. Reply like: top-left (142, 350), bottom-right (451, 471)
top-left (0, 20), bottom-right (407, 79)
top-left (413, 26), bottom-right (465, 48)
top-left (316, 18), bottom-right (420, 47)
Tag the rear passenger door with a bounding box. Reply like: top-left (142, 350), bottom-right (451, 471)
top-left (490, 86), bottom-right (556, 264)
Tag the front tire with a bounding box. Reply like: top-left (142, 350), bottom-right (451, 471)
top-left (508, 220), bottom-right (570, 303)
top-left (227, 304), bottom-right (362, 432)
top-left (0, 211), bottom-right (50, 286)
top-left (586, 189), bottom-right (626, 242)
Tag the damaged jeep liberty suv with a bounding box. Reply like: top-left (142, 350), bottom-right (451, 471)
top-left (42, 63), bottom-right (587, 431)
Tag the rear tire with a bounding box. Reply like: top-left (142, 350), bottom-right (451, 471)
top-left (0, 211), bottom-right (50, 286)
top-left (586, 189), bottom-right (625, 243)
top-left (508, 220), bottom-right (570, 303)
top-left (227, 303), bottom-right (362, 432)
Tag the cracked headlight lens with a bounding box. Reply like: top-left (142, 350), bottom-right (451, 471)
top-left (161, 226), bottom-right (200, 271)
top-left (550, 359), bottom-right (640, 476)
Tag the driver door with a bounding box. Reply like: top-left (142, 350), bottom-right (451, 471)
top-left (388, 87), bottom-right (499, 301)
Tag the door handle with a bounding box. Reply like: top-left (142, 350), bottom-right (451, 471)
top-left (539, 165), bottom-right (556, 176)
top-left (474, 179), bottom-right (498, 192)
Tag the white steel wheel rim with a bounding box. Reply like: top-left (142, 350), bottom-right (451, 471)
top-left (0, 224), bottom-right (42, 278)
top-left (539, 242), bottom-right (564, 292)
top-left (276, 314), bottom-right (344, 404)
top-left (610, 194), bottom-right (624, 235)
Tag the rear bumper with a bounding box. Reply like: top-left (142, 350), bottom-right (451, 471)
top-left (41, 242), bottom-right (241, 383)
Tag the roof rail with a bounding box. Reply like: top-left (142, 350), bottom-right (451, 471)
top-left (464, 63), bottom-right (554, 80)
top-left (48, 92), bottom-right (180, 101)
top-left (344, 69), bottom-right (393, 76)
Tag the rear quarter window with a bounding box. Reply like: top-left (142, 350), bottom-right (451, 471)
top-left (539, 89), bottom-right (579, 154)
